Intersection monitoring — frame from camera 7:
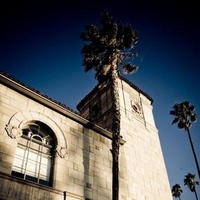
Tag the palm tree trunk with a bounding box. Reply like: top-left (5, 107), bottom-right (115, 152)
top-left (194, 190), bottom-right (199, 200)
top-left (186, 127), bottom-right (200, 180)
top-left (111, 65), bottom-right (121, 200)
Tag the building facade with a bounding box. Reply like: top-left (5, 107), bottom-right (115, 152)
top-left (0, 72), bottom-right (172, 200)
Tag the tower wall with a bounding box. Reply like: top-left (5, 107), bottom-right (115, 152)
top-left (77, 85), bottom-right (114, 131)
top-left (118, 79), bottom-right (172, 199)
top-left (78, 78), bottom-right (172, 199)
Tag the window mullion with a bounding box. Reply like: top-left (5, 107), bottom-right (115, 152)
top-left (24, 137), bottom-right (32, 180)
top-left (20, 139), bottom-right (29, 174)
top-left (37, 142), bottom-right (44, 184)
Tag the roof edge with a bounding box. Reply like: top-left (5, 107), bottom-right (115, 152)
top-left (0, 71), bottom-right (126, 144)
top-left (77, 75), bottom-right (153, 110)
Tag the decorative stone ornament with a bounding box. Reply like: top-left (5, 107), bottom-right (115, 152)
top-left (5, 124), bottom-right (23, 139)
top-left (131, 99), bottom-right (143, 117)
top-left (56, 146), bottom-right (68, 158)
top-left (89, 102), bottom-right (101, 122)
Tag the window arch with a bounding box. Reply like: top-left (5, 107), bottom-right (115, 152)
top-left (11, 121), bottom-right (56, 186)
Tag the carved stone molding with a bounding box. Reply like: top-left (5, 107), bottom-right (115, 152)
top-left (130, 98), bottom-right (143, 118)
top-left (56, 146), bottom-right (68, 158)
top-left (5, 124), bottom-right (22, 139)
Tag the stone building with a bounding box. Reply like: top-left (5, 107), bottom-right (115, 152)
top-left (0, 71), bottom-right (172, 199)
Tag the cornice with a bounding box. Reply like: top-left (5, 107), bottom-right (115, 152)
top-left (0, 71), bottom-right (125, 144)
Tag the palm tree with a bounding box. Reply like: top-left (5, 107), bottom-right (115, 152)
top-left (172, 184), bottom-right (183, 200)
top-left (80, 11), bottom-right (138, 200)
top-left (170, 101), bottom-right (200, 180)
top-left (184, 173), bottom-right (199, 200)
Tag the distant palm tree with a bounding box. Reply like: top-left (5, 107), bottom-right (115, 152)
top-left (81, 11), bottom-right (138, 200)
top-left (184, 173), bottom-right (199, 200)
top-left (170, 101), bottom-right (200, 180)
top-left (172, 184), bottom-right (183, 200)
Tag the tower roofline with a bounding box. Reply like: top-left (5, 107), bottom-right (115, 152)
top-left (77, 75), bottom-right (153, 111)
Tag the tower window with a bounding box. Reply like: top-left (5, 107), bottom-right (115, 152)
top-left (11, 121), bottom-right (56, 186)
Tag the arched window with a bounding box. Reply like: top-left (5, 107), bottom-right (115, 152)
top-left (11, 121), bottom-right (56, 186)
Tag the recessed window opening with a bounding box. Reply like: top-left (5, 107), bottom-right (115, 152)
top-left (11, 121), bottom-right (56, 186)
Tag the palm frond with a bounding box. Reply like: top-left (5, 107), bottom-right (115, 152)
top-left (123, 63), bottom-right (138, 74)
top-left (172, 184), bottom-right (183, 198)
top-left (172, 117), bottom-right (179, 124)
top-left (170, 101), bottom-right (197, 129)
top-left (184, 173), bottom-right (198, 192)
top-left (80, 11), bottom-right (139, 82)
top-left (80, 24), bottom-right (100, 41)
top-left (191, 114), bottom-right (197, 122)
top-left (123, 24), bottom-right (138, 49)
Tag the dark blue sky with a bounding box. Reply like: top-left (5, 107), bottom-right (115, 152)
top-left (1, 1), bottom-right (200, 198)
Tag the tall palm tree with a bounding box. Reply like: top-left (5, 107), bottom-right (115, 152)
top-left (171, 184), bottom-right (183, 200)
top-left (81, 11), bottom-right (138, 200)
top-left (184, 173), bottom-right (199, 200)
top-left (170, 101), bottom-right (200, 180)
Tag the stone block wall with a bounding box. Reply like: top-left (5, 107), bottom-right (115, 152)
top-left (118, 79), bottom-right (172, 199)
top-left (0, 82), bottom-right (112, 200)
top-left (0, 74), bottom-right (173, 200)
top-left (76, 78), bottom-right (172, 199)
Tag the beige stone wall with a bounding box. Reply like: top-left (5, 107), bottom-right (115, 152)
top-left (0, 83), bottom-right (112, 200)
top-left (118, 79), bottom-right (172, 199)
top-left (77, 86), bottom-right (114, 131)
top-left (0, 77), bottom-right (172, 200)
top-left (76, 78), bottom-right (172, 199)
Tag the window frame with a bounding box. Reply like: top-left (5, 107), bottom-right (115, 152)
top-left (11, 121), bottom-right (56, 187)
